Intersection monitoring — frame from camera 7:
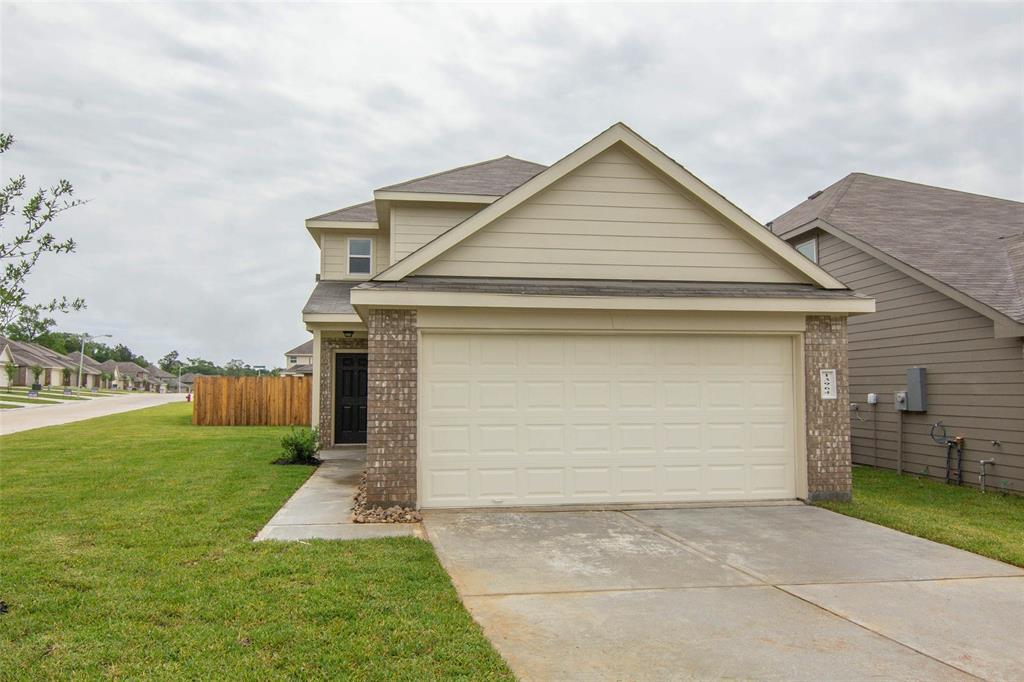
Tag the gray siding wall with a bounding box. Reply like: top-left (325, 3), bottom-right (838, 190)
top-left (815, 232), bottom-right (1024, 493)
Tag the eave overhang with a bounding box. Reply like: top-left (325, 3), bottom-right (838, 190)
top-left (350, 287), bottom-right (875, 316)
top-left (779, 218), bottom-right (1024, 338)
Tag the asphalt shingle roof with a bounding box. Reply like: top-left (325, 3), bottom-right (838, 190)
top-left (308, 156), bottom-right (547, 223)
top-left (66, 351), bottom-right (104, 374)
top-left (379, 156), bottom-right (547, 196)
top-left (308, 201), bottom-right (378, 223)
top-left (302, 281), bottom-right (358, 315)
top-left (355, 277), bottom-right (865, 300)
top-left (772, 173), bottom-right (1024, 323)
top-left (0, 337), bottom-right (78, 370)
top-left (285, 340), bottom-right (314, 356)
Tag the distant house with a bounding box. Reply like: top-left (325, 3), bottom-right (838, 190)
top-left (284, 340), bottom-right (313, 367)
top-left (773, 173), bottom-right (1024, 493)
top-left (65, 351), bottom-right (105, 388)
top-left (0, 343), bottom-right (14, 388)
top-left (0, 336), bottom-right (79, 387)
top-left (145, 365), bottom-right (175, 392)
top-left (99, 360), bottom-right (151, 390)
top-left (178, 372), bottom-right (199, 391)
top-left (281, 339), bottom-right (314, 377)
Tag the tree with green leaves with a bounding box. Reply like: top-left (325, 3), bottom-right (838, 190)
top-left (3, 362), bottom-right (15, 391)
top-left (0, 133), bottom-right (86, 333)
top-left (30, 364), bottom-right (43, 387)
top-left (158, 350), bottom-right (182, 373)
top-left (61, 367), bottom-right (71, 386)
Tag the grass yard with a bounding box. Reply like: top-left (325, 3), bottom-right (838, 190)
top-left (817, 465), bottom-right (1024, 567)
top-left (0, 403), bottom-right (23, 409)
top-left (0, 394), bottom-right (61, 405)
top-left (0, 403), bottom-right (512, 680)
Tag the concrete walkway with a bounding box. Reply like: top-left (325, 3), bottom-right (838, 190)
top-left (0, 392), bottom-right (181, 436)
top-left (255, 447), bottom-right (421, 541)
top-left (424, 505), bottom-right (1024, 681)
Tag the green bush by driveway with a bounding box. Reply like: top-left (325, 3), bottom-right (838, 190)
top-left (0, 403), bottom-right (511, 680)
top-left (818, 465), bottom-right (1024, 568)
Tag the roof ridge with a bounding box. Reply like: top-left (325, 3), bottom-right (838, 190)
top-left (820, 173), bottom-right (859, 222)
top-left (378, 155), bottom-right (546, 192)
top-left (849, 172), bottom-right (1024, 205)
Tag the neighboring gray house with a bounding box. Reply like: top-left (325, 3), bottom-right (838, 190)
top-left (772, 173), bottom-right (1024, 494)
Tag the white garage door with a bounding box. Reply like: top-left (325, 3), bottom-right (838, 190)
top-left (420, 333), bottom-right (796, 508)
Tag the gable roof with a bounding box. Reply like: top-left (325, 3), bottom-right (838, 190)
top-left (308, 201), bottom-right (378, 223)
top-left (285, 339), bottom-right (313, 356)
top-left (146, 365), bottom-right (173, 380)
top-left (0, 337), bottom-right (77, 370)
top-left (99, 360), bottom-right (149, 376)
top-left (772, 173), bottom-right (1024, 324)
top-left (374, 123), bottom-right (847, 289)
top-left (379, 156), bottom-right (547, 196)
top-left (66, 351), bottom-right (104, 374)
top-left (306, 157), bottom-right (546, 224)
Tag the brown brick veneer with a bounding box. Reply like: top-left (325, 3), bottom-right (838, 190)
top-left (317, 335), bottom-right (369, 448)
top-left (365, 309), bottom-right (417, 507)
top-left (804, 315), bottom-right (852, 501)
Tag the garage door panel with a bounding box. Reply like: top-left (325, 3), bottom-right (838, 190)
top-left (421, 333), bottom-right (796, 508)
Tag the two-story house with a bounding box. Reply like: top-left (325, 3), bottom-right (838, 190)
top-left (281, 339), bottom-right (314, 376)
top-left (773, 174), bottom-right (1024, 493)
top-left (301, 123), bottom-right (873, 511)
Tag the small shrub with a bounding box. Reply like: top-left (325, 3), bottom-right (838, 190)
top-left (276, 427), bottom-right (321, 465)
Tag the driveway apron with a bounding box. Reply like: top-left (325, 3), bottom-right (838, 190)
top-left (424, 505), bottom-right (1023, 681)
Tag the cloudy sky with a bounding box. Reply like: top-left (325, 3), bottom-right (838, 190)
top-left (2, 2), bottom-right (1021, 367)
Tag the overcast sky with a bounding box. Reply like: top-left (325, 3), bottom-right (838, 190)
top-left (2, 2), bottom-right (1021, 367)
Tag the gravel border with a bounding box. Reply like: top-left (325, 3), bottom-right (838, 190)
top-left (352, 471), bottom-right (422, 523)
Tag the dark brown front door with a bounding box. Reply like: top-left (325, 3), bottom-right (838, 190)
top-left (334, 353), bottom-right (368, 444)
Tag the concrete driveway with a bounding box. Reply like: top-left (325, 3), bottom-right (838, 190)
top-left (423, 505), bottom-right (1024, 681)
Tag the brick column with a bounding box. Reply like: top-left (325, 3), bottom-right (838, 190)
top-left (804, 315), bottom-right (852, 501)
top-left (366, 309), bottom-right (417, 507)
top-left (317, 335), bottom-right (369, 448)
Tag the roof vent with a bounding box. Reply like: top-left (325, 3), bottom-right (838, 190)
top-left (807, 190), bottom-right (823, 200)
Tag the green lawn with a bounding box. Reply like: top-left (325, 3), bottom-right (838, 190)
top-left (0, 403), bottom-right (22, 409)
top-left (817, 465), bottom-right (1024, 567)
top-left (0, 394), bottom-right (61, 405)
top-left (0, 403), bottom-right (511, 680)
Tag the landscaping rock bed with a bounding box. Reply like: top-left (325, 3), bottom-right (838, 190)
top-left (352, 472), bottom-right (422, 523)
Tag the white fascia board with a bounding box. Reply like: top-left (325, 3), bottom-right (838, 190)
top-left (301, 313), bottom-right (365, 325)
top-left (350, 288), bottom-right (875, 315)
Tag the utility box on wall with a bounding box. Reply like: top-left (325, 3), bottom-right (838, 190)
top-left (903, 367), bottom-right (928, 412)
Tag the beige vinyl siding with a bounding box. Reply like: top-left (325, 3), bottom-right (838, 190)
top-left (391, 204), bottom-right (481, 262)
top-left (815, 231), bottom-right (1024, 493)
top-left (416, 147), bottom-right (808, 283)
top-left (320, 232), bottom-right (388, 280)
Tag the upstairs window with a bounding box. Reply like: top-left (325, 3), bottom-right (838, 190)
top-left (794, 236), bottom-right (818, 263)
top-left (348, 238), bottom-right (372, 275)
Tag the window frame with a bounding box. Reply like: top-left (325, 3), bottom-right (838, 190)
top-left (794, 236), bottom-right (818, 263)
top-left (347, 238), bottom-right (373, 276)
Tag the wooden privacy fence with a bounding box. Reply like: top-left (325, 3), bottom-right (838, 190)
top-left (192, 375), bottom-right (312, 426)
